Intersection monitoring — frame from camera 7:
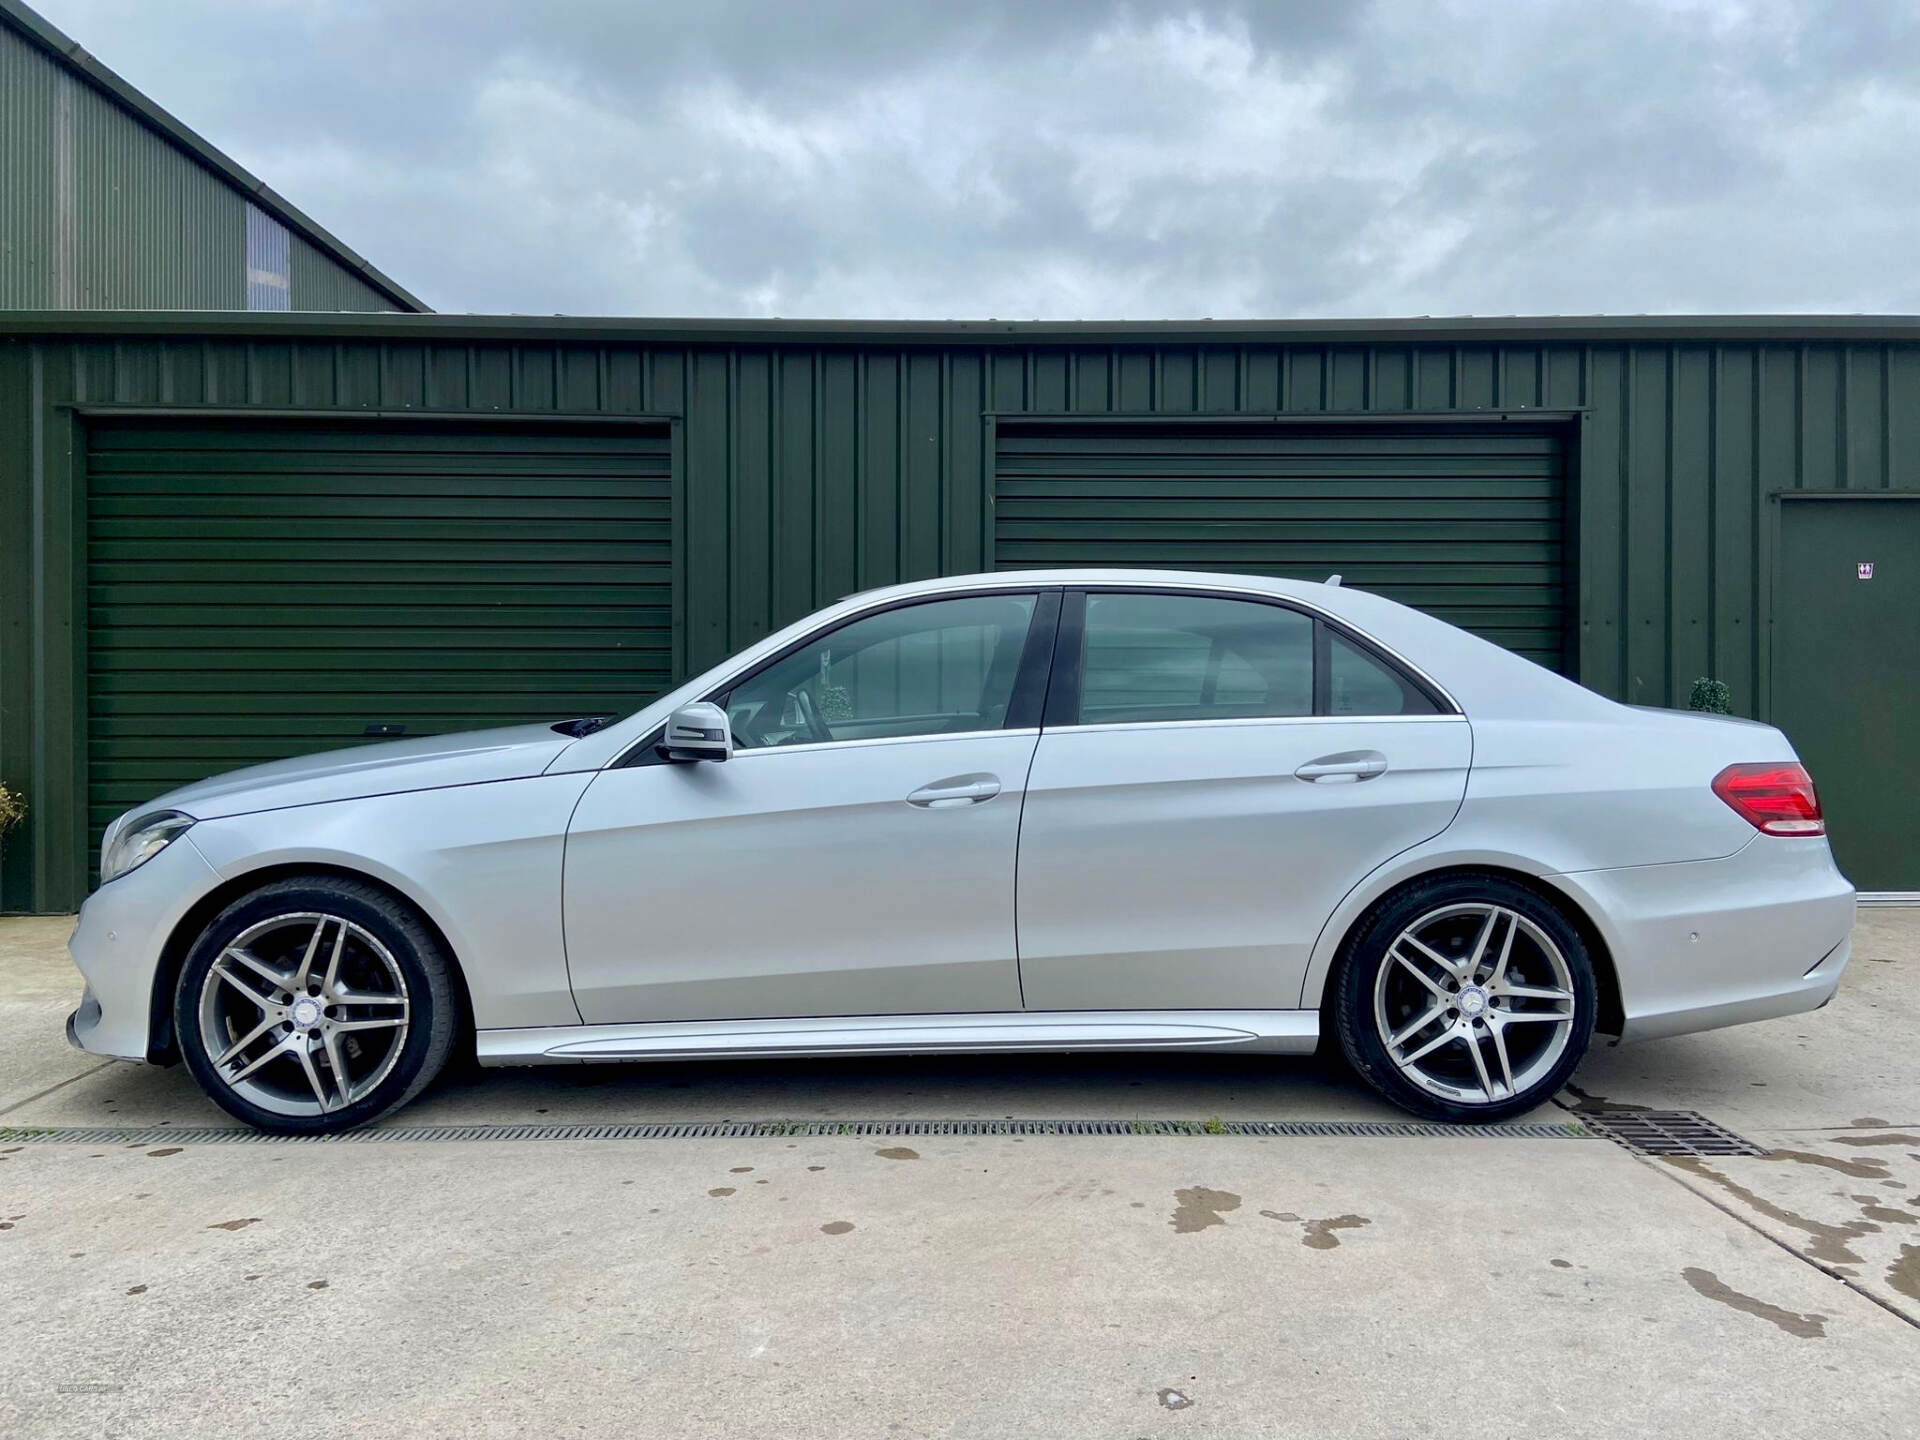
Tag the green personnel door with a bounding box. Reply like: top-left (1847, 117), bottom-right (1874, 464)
top-left (1771, 496), bottom-right (1920, 893)
top-left (993, 419), bottom-right (1570, 672)
top-left (84, 418), bottom-right (673, 870)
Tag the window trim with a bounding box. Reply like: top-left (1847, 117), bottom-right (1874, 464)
top-left (617, 586), bottom-right (1061, 767)
top-left (1048, 585), bottom-right (1456, 730)
top-left (1052, 713), bottom-right (1465, 739)
top-left (714, 726), bottom-right (1043, 761)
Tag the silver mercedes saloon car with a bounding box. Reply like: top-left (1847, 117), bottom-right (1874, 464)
top-left (69, 569), bottom-right (1854, 1133)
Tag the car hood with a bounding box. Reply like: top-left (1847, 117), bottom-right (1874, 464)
top-left (144, 723), bottom-right (579, 822)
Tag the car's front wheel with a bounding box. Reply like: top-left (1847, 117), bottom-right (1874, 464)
top-left (1332, 874), bottom-right (1596, 1122)
top-left (174, 876), bottom-right (459, 1134)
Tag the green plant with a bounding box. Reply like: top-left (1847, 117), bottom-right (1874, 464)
top-left (1202, 1115), bottom-right (1228, 1135)
top-left (0, 782), bottom-right (23, 835)
top-left (1687, 677), bottom-right (1731, 715)
top-left (811, 651), bottom-right (855, 724)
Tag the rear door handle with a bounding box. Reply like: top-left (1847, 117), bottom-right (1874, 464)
top-left (907, 774), bottom-right (1002, 808)
top-left (1295, 750), bottom-right (1389, 783)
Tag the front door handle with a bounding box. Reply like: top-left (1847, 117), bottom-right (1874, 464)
top-left (907, 774), bottom-right (1002, 808)
top-left (1295, 750), bottom-right (1389, 783)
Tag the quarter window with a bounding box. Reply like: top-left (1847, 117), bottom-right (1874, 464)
top-left (1078, 593), bottom-right (1313, 724)
top-left (1327, 630), bottom-right (1437, 716)
top-left (725, 594), bottom-right (1038, 750)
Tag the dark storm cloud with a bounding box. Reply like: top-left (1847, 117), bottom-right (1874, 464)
top-left (33, 0), bottom-right (1920, 315)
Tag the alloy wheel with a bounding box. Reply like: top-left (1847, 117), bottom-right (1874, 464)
top-left (196, 911), bottom-right (412, 1117)
top-left (1370, 902), bottom-right (1577, 1106)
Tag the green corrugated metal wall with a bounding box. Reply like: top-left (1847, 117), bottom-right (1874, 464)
top-left (0, 20), bottom-right (404, 312)
top-left (0, 24), bottom-right (239, 309)
top-left (83, 418), bottom-right (671, 870)
top-left (286, 232), bottom-right (397, 315)
top-left (4, 322), bottom-right (1920, 910)
top-left (994, 419), bottom-right (1569, 672)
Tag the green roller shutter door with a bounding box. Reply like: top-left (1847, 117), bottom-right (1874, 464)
top-left (994, 420), bottom-right (1569, 672)
top-left (85, 419), bottom-right (672, 864)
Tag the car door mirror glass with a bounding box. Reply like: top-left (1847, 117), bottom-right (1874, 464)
top-left (660, 701), bottom-right (734, 762)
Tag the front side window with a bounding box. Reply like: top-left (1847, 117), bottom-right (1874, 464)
top-left (725, 594), bottom-right (1037, 750)
top-left (1078, 592), bottom-right (1313, 725)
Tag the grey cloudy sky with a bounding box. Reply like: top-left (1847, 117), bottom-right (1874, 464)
top-left (35, 0), bottom-right (1920, 317)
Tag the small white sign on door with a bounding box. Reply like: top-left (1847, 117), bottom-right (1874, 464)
top-left (1857, 562), bottom-right (1875, 580)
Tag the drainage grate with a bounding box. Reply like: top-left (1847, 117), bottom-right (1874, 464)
top-left (0, 1116), bottom-right (1593, 1147)
top-left (1575, 1110), bottom-right (1768, 1158)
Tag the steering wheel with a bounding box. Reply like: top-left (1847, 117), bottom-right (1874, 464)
top-left (791, 687), bottom-right (833, 744)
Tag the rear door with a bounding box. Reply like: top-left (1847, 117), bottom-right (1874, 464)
top-left (1014, 588), bottom-right (1472, 1012)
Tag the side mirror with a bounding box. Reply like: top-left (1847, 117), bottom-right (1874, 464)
top-left (659, 701), bottom-right (733, 763)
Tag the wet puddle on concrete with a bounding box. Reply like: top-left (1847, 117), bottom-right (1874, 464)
top-left (1663, 1131), bottom-right (1920, 1316)
top-left (1681, 1266), bottom-right (1826, 1339)
top-left (1169, 1186), bottom-right (1240, 1234)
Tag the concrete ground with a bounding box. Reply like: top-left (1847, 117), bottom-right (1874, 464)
top-left (2, 910), bottom-right (1917, 1437)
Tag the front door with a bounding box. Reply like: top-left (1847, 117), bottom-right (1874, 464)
top-left (564, 591), bottom-right (1052, 1023)
top-left (1015, 589), bottom-right (1472, 1012)
top-left (1772, 498), bottom-right (1920, 891)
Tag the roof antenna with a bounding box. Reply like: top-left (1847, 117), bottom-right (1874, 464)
top-left (1324, 573), bottom-right (1343, 587)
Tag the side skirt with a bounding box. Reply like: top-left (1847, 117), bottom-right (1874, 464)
top-left (475, 1010), bottom-right (1320, 1066)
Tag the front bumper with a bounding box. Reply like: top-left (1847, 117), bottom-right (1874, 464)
top-left (1547, 835), bottom-right (1856, 1044)
top-left (66, 831), bottom-right (221, 1062)
top-left (65, 985), bottom-right (103, 1052)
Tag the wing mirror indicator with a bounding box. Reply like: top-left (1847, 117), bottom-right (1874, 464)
top-left (660, 702), bottom-right (734, 763)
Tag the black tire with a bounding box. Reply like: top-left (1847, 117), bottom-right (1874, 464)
top-left (1332, 872), bottom-right (1596, 1123)
top-left (174, 875), bottom-right (460, 1135)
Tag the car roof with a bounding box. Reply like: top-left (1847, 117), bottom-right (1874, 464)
top-left (847, 567), bottom-right (1329, 602)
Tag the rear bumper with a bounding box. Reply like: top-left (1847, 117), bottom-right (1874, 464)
top-left (1545, 836), bottom-right (1855, 1044)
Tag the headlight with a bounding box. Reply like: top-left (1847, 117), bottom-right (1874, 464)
top-left (99, 810), bottom-right (195, 885)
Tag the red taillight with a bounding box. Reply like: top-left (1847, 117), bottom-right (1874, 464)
top-left (1712, 762), bottom-right (1824, 836)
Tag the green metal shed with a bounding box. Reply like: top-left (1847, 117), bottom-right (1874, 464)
top-left (2, 311), bottom-right (1917, 910)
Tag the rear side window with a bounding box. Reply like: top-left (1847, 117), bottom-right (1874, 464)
top-left (1068, 590), bottom-right (1442, 725)
top-left (1079, 593), bottom-right (1313, 725)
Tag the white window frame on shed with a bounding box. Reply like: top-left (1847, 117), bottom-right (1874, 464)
top-left (245, 202), bottom-right (292, 311)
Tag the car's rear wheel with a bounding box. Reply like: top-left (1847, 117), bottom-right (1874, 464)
top-left (174, 876), bottom-right (459, 1134)
top-left (1332, 874), bottom-right (1596, 1122)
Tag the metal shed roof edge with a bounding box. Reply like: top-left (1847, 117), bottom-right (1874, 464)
top-left (2, 311), bottom-right (1919, 346)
